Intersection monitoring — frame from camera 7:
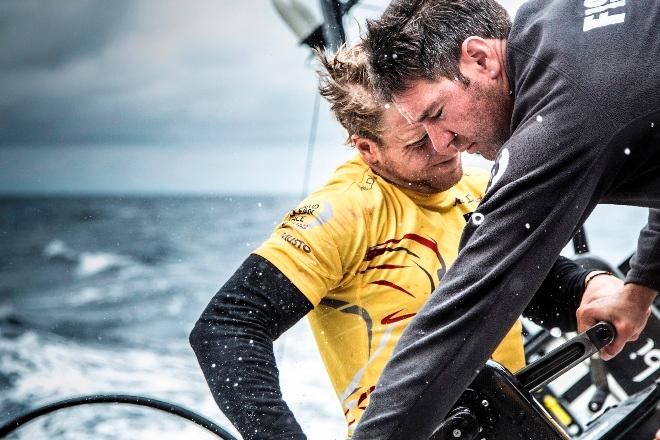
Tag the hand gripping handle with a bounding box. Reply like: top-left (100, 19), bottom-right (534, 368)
top-left (515, 321), bottom-right (616, 392)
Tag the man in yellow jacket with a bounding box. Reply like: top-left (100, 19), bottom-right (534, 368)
top-left (190, 44), bottom-right (606, 439)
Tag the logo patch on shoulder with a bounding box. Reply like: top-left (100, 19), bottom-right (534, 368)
top-left (284, 200), bottom-right (333, 230)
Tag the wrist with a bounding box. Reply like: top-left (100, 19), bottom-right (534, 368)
top-left (622, 282), bottom-right (658, 307)
top-left (584, 270), bottom-right (613, 290)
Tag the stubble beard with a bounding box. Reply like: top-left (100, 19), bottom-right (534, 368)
top-left (472, 82), bottom-right (513, 160)
top-left (377, 157), bottom-right (463, 194)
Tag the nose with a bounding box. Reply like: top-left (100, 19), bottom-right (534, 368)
top-left (426, 124), bottom-right (461, 154)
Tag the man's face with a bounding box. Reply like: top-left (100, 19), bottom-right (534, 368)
top-left (393, 75), bottom-right (512, 160)
top-left (368, 105), bottom-right (463, 194)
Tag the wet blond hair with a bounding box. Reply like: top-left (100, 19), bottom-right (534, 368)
top-left (316, 44), bottom-right (386, 146)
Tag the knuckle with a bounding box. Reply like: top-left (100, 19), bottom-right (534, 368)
top-left (616, 322), bottom-right (635, 338)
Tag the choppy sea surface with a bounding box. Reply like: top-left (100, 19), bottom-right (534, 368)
top-left (0, 196), bottom-right (346, 440)
top-left (0, 196), bottom-right (648, 439)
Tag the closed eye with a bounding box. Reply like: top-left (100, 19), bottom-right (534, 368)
top-left (408, 134), bottom-right (429, 149)
top-left (417, 103), bottom-right (444, 123)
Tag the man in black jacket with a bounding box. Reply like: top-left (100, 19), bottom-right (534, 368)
top-left (355, 0), bottom-right (659, 438)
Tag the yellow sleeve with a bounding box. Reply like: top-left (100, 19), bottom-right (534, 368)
top-left (254, 188), bottom-right (368, 306)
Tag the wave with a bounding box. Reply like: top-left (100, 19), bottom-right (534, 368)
top-left (43, 240), bottom-right (77, 262)
top-left (65, 287), bottom-right (105, 306)
top-left (0, 320), bottom-right (346, 439)
top-left (0, 331), bottom-right (238, 439)
top-left (43, 240), bottom-right (135, 278)
top-left (75, 251), bottom-right (132, 277)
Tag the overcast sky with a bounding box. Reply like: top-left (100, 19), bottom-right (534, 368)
top-left (0, 0), bottom-right (524, 194)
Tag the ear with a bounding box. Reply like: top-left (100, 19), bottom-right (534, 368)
top-left (459, 37), bottom-right (501, 80)
top-left (352, 134), bottom-right (380, 166)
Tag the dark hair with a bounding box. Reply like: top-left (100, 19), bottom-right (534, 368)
top-left (315, 44), bottom-right (385, 145)
top-left (364, 0), bottom-right (511, 101)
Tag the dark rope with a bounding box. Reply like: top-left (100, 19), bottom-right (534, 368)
top-left (0, 394), bottom-right (239, 439)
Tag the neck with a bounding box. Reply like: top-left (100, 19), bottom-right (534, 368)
top-left (493, 39), bottom-right (510, 94)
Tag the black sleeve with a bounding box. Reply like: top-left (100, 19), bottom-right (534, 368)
top-left (627, 208), bottom-right (660, 291)
top-left (524, 256), bottom-right (589, 332)
top-left (189, 254), bottom-right (314, 440)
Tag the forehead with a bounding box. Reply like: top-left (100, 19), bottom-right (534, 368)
top-left (393, 78), bottom-right (456, 122)
top-left (381, 105), bottom-right (425, 143)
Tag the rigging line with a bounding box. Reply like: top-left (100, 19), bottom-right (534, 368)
top-left (277, 92), bottom-right (321, 365)
top-left (0, 394), bottom-right (239, 439)
top-left (301, 90), bottom-right (321, 200)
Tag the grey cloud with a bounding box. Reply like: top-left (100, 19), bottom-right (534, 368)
top-left (0, 1), bottom-right (321, 148)
top-left (0, 0), bottom-right (130, 69)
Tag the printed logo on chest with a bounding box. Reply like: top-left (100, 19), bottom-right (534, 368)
top-left (583, 0), bottom-right (626, 32)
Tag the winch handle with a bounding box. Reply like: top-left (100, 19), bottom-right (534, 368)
top-left (515, 321), bottom-right (616, 392)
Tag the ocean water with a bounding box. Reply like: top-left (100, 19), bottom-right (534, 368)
top-left (0, 196), bottom-right (346, 439)
top-left (0, 196), bottom-right (649, 439)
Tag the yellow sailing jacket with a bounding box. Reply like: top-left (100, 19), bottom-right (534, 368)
top-left (255, 155), bottom-right (525, 436)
